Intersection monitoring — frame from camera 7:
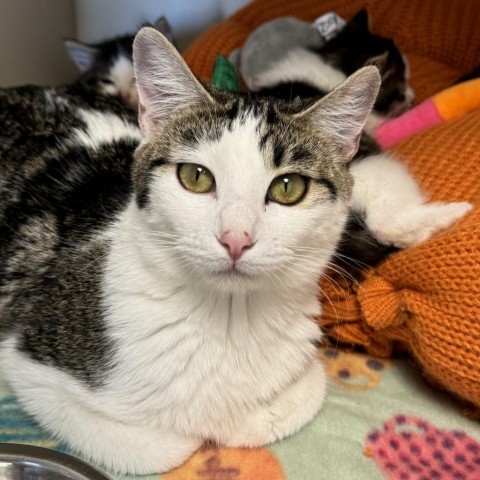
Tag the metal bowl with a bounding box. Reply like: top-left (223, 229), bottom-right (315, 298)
top-left (0, 443), bottom-right (113, 480)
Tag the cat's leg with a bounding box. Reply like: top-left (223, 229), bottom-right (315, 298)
top-left (1, 345), bottom-right (201, 475)
top-left (225, 358), bottom-right (326, 447)
top-left (350, 153), bottom-right (472, 248)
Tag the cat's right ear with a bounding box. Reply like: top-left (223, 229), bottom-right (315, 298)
top-left (297, 66), bottom-right (381, 161)
top-left (64, 40), bottom-right (98, 73)
top-left (133, 27), bottom-right (214, 136)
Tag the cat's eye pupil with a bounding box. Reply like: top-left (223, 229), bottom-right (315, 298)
top-left (268, 174), bottom-right (307, 205)
top-left (178, 163), bottom-right (215, 194)
top-left (100, 78), bottom-right (114, 85)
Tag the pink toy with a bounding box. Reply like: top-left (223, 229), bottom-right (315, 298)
top-left (375, 78), bottom-right (480, 148)
top-left (365, 415), bottom-right (480, 479)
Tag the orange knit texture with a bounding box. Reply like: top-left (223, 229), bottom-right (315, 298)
top-left (184, 0), bottom-right (480, 408)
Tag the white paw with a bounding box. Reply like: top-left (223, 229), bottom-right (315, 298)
top-left (368, 201), bottom-right (472, 249)
top-left (91, 429), bottom-right (202, 475)
top-left (225, 360), bottom-right (326, 448)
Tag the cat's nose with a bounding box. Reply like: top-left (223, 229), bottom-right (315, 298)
top-left (219, 231), bottom-right (254, 262)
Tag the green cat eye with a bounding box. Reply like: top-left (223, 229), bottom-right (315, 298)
top-left (177, 163), bottom-right (215, 193)
top-left (268, 174), bottom-right (307, 205)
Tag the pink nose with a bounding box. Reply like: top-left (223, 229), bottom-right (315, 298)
top-left (219, 231), bottom-right (253, 261)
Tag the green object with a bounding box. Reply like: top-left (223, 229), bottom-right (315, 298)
top-left (211, 55), bottom-right (239, 92)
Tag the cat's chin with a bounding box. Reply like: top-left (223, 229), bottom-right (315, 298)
top-left (206, 266), bottom-right (261, 291)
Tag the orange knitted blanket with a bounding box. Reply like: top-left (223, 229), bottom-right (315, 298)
top-left (184, 0), bottom-right (480, 409)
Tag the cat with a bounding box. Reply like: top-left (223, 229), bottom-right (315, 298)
top-left (64, 16), bottom-right (175, 109)
top-left (0, 28), bottom-right (471, 476)
top-left (252, 10), bottom-right (414, 120)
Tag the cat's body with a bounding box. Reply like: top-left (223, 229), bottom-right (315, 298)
top-left (0, 29), bottom-right (471, 475)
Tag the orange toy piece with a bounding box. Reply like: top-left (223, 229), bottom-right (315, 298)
top-left (185, 0), bottom-right (480, 410)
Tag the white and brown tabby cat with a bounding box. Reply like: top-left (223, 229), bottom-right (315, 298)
top-left (0, 28), bottom-right (471, 475)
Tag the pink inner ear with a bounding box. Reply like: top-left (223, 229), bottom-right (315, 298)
top-left (138, 103), bottom-right (147, 131)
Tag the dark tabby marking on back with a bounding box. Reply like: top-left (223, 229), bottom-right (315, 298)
top-left (0, 83), bottom-right (138, 385)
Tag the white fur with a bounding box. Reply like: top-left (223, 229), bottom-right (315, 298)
top-left (248, 48), bottom-right (346, 92)
top-left (101, 55), bottom-right (139, 108)
top-left (73, 109), bottom-right (142, 148)
top-left (350, 153), bottom-right (472, 248)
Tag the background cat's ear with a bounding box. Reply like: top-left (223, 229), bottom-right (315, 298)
top-left (133, 27), bottom-right (213, 136)
top-left (64, 40), bottom-right (98, 73)
top-left (365, 51), bottom-right (389, 71)
top-left (153, 16), bottom-right (174, 44)
top-left (299, 66), bottom-right (380, 160)
top-left (347, 9), bottom-right (371, 31)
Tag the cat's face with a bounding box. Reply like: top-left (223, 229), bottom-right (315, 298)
top-left (321, 10), bottom-right (414, 117)
top-left (131, 29), bottom-right (380, 292)
top-left (66, 36), bottom-right (138, 108)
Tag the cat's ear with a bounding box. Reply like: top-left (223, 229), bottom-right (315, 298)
top-left (153, 16), bottom-right (174, 44)
top-left (348, 9), bottom-right (371, 31)
top-left (299, 66), bottom-right (380, 161)
top-left (133, 27), bottom-right (214, 136)
top-left (64, 40), bottom-right (98, 73)
top-left (365, 51), bottom-right (389, 72)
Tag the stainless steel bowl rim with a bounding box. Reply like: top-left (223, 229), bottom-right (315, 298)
top-left (0, 443), bottom-right (113, 480)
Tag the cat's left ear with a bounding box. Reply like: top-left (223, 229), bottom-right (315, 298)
top-left (348, 9), bottom-right (371, 31)
top-left (133, 27), bottom-right (214, 136)
top-left (298, 66), bottom-right (381, 161)
top-left (64, 40), bottom-right (98, 73)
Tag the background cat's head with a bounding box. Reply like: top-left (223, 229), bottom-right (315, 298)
top-left (320, 10), bottom-right (414, 117)
top-left (65, 35), bottom-right (138, 108)
top-left (65, 17), bottom-right (175, 109)
top-left (130, 28), bottom-right (380, 293)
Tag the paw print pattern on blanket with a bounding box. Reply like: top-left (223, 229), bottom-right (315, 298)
top-left (321, 348), bottom-right (391, 391)
top-left (365, 415), bottom-right (480, 479)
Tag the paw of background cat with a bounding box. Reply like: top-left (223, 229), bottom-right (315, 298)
top-left (367, 201), bottom-right (473, 249)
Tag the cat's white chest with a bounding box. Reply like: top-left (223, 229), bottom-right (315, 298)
top-left (101, 232), bottom-right (321, 441)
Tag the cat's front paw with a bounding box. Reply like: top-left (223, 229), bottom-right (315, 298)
top-left (368, 201), bottom-right (473, 249)
top-left (225, 359), bottom-right (326, 448)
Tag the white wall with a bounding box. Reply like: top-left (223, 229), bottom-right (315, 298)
top-left (75, 0), bottom-right (252, 51)
top-left (0, 0), bottom-right (251, 87)
top-left (0, 0), bottom-right (77, 87)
